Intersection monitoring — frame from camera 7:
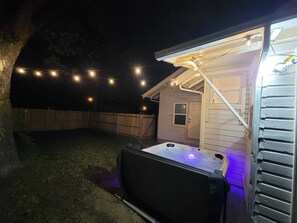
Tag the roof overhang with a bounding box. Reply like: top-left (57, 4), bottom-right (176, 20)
top-left (142, 67), bottom-right (187, 99)
top-left (146, 5), bottom-right (297, 131)
top-left (155, 6), bottom-right (297, 63)
top-left (162, 27), bottom-right (264, 69)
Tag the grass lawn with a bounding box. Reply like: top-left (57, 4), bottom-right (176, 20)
top-left (0, 129), bottom-right (156, 223)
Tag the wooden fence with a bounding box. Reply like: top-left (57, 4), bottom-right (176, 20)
top-left (12, 108), bottom-right (155, 139)
top-left (89, 112), bottom-right (155, 138)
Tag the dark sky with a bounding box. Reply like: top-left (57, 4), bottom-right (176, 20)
top-left (10, 0), bottom-right (290, 113)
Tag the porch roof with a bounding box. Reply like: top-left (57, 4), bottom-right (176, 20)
top-left (155, 5), bottom-right (297, 62)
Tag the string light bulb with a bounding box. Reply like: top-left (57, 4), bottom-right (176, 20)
top-left (73, 75), bottom-right (81, 82)
top-left (108, 78), bottom-right (115, 85)
top-left (50, 70), bottom-right (58, 77)
top-left (141, 105), bottom-right (147, 112)
top-left (140, 80), bottom-right (146, 87)
top-left (34, 71), bottom-right (42, 77)
top-left (87, 97), bottom-right (94, 103)
top-left (88, 70), bottom-right (96, 78)
top-left (135, 67), bottom-right (141, 75)
top-left (16, 67), bottom-right (26, 74)
top-left (246, 35), bottom-right (252, 46)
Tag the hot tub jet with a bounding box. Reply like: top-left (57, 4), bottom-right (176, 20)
top-left (188, 153), bottom-right (196, 159)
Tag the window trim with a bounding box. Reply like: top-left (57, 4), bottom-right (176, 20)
top-left (173, 103), bottom-right (188, 127)
top-left (207, 73), bottom-right (246, 111)
top-left (210, 75), bottom-right (242, 105)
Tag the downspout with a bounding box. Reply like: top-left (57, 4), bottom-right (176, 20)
top-left (150, 98), bottom-right (159, 103)
top-left (179, 84), bottom-right (205, 147)
top-left (179, 84), bottom-right (203, 95)
top-left (188, 60), bottom-right (251, 131)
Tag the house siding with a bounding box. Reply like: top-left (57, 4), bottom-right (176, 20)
top-left (244, 53), bottom-right (259, 202)
top-left (252, 65), bottom-right (296, 223)
top-left (204, 109), bottom-right (246, 187)
top-left (158, 85), bottom-right (202, 146)
top-left (202, 69), bottom-right (248, 188)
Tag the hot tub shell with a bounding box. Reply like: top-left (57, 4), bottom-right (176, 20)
top-left (143, 142), bottom-right (228, 177)
top-left (117, 142), bottom-right (230, 223)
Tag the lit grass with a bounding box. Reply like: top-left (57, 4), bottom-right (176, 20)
top-left (0, 129), bottom-right (156, 223)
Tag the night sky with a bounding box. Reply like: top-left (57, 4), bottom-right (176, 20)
top-left (10, 0), bottom-right (290, 113)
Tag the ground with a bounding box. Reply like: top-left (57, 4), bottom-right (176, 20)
top-left (0, 129), bottom-right (249, 223)
top-left (0, 129), bottom-right (155, 223)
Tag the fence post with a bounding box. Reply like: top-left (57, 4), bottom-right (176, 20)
top-left (88, 111), bottom-right (90, 128)
top-left (24, 109), bottom-right (27, 131)
top-left (116, 113), bottom-right (119, 135)
top-left (46, 109), bottom-right (49, 130)
top-left (61, 111), bottom-right (64, 129)
top-left (100, 112), bottom-right (102, 130)
top-left (139, 114), bottom-right (142, 138)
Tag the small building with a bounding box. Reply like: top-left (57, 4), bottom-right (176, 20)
top-left (143, 7), bottom-right (297, 223)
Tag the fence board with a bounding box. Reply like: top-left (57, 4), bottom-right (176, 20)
top-left (12, 109), bottom-right (155, 139)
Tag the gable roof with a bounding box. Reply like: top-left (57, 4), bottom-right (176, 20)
top-left (142, 67), bottom-right (205, 99)
top-left (142, 67), bottom-right (186, 99)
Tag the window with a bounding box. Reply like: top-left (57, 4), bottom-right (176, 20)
top-left (211, 76), bottom-right (241, 104)
top-left (174, 104), bottom-right (187, 125)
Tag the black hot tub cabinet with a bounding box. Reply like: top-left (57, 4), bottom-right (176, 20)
top-left (117, 146), bottom-right (230, 223)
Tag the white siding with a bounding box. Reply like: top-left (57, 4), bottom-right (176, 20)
top-left (202, 69), bottom-right (248, 188)
top-left (158, 85), bottom-right (202, 146)
top-left (244, 58), bottom-right (256, 202)
top-left (204, 109), bottom-right (246, 187)
top-left (252, 66), bottom-right (295, 223)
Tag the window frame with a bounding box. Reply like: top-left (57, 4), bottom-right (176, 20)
top-left (173, 103), bottom-right (188, 127)
top-left (207, 73), bottom-right (247, 112)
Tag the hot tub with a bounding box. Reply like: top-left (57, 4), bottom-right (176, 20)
top-left (117, 142), bottom-right (230, 223)
top-left (143, 142), bottom-right (228, 177)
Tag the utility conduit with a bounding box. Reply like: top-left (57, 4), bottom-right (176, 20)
top-left (179, 84), bottom-right (205, 147)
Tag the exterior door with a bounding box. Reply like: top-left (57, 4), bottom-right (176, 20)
top-left (188, 102), bottom-right (201, 139)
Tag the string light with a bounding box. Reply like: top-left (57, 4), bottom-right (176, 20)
top-left (87, 97), bottom-right (94, 103)
top-left (50, 70), bottom-right (58, 77)
top-left (141, 105), bottom-right (147, 111)
top-left (88, 70), bottom-right (96, 78)
top-left (170, 81), bottom-right (175, 86)
top-left (34, 71), bottom-right (42, 77)
top-left (108, 78), bottom-right (115, 85)
top-left (13, 65), bottom-right (164, 88)
top-left (246, 35), bottom-right (252, 46)
top-left (140, 80), bottom-right (146, 87)
top-left (73, 75), bottom-right (81, 82)
top-left (16, 67), bottom-right (26, 74)
top-left (135, 67), bottom-right (141, 75)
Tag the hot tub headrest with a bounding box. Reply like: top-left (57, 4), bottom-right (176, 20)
top-left (117, 148), bottom-right (229, 223)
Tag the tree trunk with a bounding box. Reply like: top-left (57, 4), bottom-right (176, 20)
top-left (0, 100), bottom-right (21, 177)
top-left (0, 38), bottom-right (30, 177)
top-left (0, 0), bottom-right (44, 178)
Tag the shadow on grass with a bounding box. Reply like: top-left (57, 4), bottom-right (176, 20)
top-left (14, 132), bottom-right (40, 161)
top-left (85, 165), bottom-right (121, 194)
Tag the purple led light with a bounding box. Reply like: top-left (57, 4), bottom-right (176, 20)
top-left (188, 153), bottom-right (196, 159)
